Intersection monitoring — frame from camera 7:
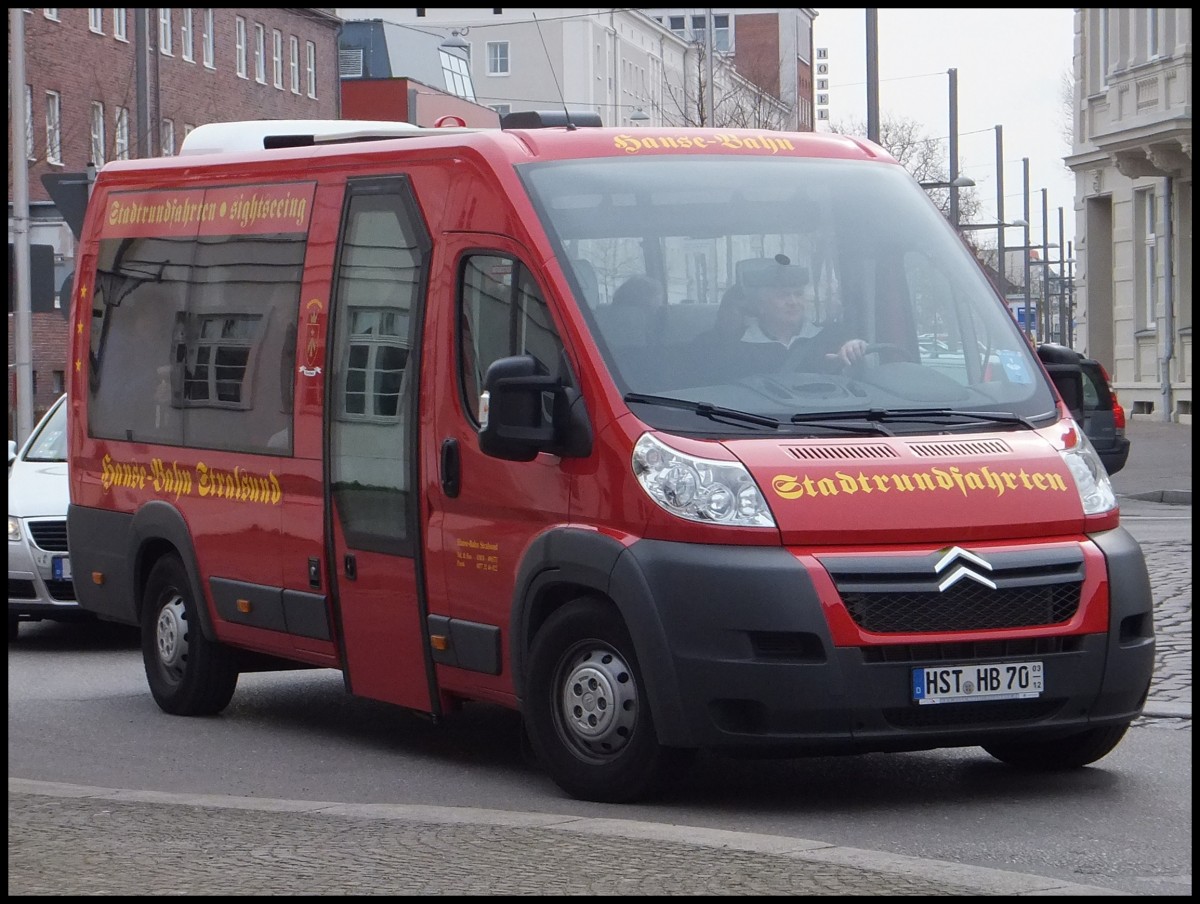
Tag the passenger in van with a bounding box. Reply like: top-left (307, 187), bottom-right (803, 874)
top-left (720, 259), bottom-right (867, 378)
top-left (612, 275), bottom-right (665, 309)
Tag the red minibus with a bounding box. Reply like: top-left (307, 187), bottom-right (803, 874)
top-left (67, 113), bottom-right (1154, 802)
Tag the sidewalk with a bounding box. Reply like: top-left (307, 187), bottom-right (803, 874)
top-left (8, 779), bottom-right (1125, 896)
top-left (1109, 416), bottom-right (1192, 504)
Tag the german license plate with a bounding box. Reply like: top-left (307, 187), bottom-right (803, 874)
top-left (52, 555), bottom-right (72, 581)
top-left (912, 661), bottom-right (1043, 705)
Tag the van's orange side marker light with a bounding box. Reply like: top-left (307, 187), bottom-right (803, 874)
top-left (236, 599), bottom-right (252, 614)
top-left (91, 572), bottom-right (105, 585)
top-left (430, 635), bottom-right (449, 651)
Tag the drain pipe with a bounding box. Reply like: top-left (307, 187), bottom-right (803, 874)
top-left (1160, 176), bottom-right (1175, 422)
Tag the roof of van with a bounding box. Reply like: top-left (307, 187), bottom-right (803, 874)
top-left (178, 119), bottom-right (454, 155)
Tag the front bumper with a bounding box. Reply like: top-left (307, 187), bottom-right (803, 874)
top-left (8, 517), bottom-right (82, 621)
top-left (614, 530), bottom-right (1155, 752)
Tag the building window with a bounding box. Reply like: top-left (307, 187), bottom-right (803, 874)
top-left (159, 8), bottom-right (173, 56)
top-left (272, 29), bottom-right (283, 88)
top-left (44, 10), bottom-right (60, 22)
top-left (235, 17), bottom-right (247, 78)
top-left (668, 15), bottom-right (685, 38)
top-left (1139, 189), bottom-right (1158, 331)
top-left (181, 9), bottom-right (194, 61)
top-left (306, 41), bottom-right (317, 98)
top-left (487, 41), bottom-right (509, 76)
top-left (254, 23), bottom-right (266, 83)
top-left (161, 119), bottom-right (176, 157)
top-left (1098, 9), bottom-right (1109, 84)
top-left (490, 103), bottom-right (511, 117)
top-left (113, 8), bottom-right (127, 41)
top-left (114, 107), bottom-right (130, 160)
top-left (53, 371), bottom-right (65, 395)
top-left (1147, 8), bottom-right (1159, 58)
top-left (202, 9), bottom-right (214, 68)
top-left (440, 50), bottom-right (476, 101)
top-left (45, 91), bottom-right (62, 164)
top-left (89, 8), bottom-right (104, 33)
top-left (90, 102), bottom-right (106, 167)
top-left (25, 84), bottom-right (35, 161)
top-left (290, 36), bottom-right (300, 93)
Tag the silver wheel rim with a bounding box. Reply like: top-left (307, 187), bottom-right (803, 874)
top-left (555, 643), bottom-right (639, 760)
top-left (155, 594), bottom-right (188, 683)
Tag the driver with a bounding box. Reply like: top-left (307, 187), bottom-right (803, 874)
top-left (720, 257), bottom-right (867, 378)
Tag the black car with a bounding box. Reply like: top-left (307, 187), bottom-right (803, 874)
top-left (1037, 343), bottom-right (1130, 475)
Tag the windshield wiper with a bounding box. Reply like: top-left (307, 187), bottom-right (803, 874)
top-left (624, 392), bottom-right (780, 429)
top-left (790, 407), bottom-right (1039, 431)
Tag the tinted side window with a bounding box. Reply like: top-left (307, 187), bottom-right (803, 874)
top-left (458, 254), bottom-right (566, 424)
top-left (87, 183), bottom-right (311, 454)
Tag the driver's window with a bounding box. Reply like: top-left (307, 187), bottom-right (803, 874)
top-left (458, 254), bottom-right (566, 425)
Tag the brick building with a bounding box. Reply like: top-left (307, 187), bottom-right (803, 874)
top-left (8, 8), bottom-right (341, 435)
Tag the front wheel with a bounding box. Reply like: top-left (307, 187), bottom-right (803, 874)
top-left (981, 723), bottom-right (1131, 770)
top-left (524, 597), bottom-right (694, 803)
top-left (141, 553), bottom-right (239, 716)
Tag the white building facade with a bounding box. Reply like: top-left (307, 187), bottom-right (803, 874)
top-left (1067, 8), bottom-right (1192, 423)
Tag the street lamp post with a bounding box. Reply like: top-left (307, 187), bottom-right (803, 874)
top-left (1041, 188), bottom-right (1051, 342)
top-left (1022, 157), bottom-right (1032, 339)
top-left (948, 68), bottom-right (960, 228)
top-left (994, 125), bottom-right (1005, 289)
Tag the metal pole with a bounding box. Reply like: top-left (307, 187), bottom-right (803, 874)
top-left (1041, 188), bottom-right (1050, 342)
top-left (9, 8), bottom-right (35, 444)
top-left (948, 68), bottom-right (959, 228)
top-left (1057, 206), bottom-right (1066, 344)
top-left (135, 9), bottom-right (151, 156)
top-left (1022, 158), bottom-right (1032, 339)
top-left (705, 8), bottom-right (715, 126)
top-left (1067, 242), bottom-right (1075, 347)
top-left (995, 125), bottom-right (1005, 293)
top-left (865, 9), bottom-right (879, 143)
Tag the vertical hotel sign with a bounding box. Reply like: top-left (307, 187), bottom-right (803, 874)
top-left (101, 182), bottom-right (316, 239)
top-left (815, 47), bottom-right (830, 122)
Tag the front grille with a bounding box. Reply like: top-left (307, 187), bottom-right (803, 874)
top-left (818, 544), bottom-right (1086, 634)
top-left (28, 520), bottom-right (69, 552)
top-left (45, 580), bottom-right (76, 601)
top-left (9, 579), bottom-right (37, 600)
top-left (843, 583), bottom-right (1080, 633)
top-left (884, 698), bottom-right (1062, 728)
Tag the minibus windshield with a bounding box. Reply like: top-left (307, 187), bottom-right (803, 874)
top-left (521, 155), bottom-right (1057, 435)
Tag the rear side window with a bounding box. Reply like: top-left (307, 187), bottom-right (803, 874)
top-left (86, 183), bottom-right (313, 454)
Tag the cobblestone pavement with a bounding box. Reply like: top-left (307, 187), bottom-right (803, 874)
top-left (6, 780), bottom-right (1125, 896)
top-left (1133, 538), bottom-right (1192, 731)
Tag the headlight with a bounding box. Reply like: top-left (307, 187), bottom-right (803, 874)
top-left (632, 433), bottom-right (775, 527)
top-left (8, 516), bottom-right (21, 542)
top-left (1058, 423), bottom-right (1117, 515)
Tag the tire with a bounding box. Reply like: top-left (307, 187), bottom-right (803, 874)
top-left (982, 723), bottom-right (1131, 770)
top-left (141, 553), bottom-right (239, 716)
top-left (8, 615), bottom-right (19, 643)
top-left (523, 596), bottom-right (694, 803)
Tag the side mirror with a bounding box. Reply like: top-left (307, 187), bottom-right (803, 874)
top-left (478, 355), bottom-right (592, 462)
top-left (1036, 343), bottom-right (1085, 421)
top-left (8, 440), bottom-right (17, 466)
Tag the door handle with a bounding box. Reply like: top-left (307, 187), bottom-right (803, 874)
top-left (441, 438), bottom-right (461, 498)
top-left (344, 554), bottom-right (356, 581)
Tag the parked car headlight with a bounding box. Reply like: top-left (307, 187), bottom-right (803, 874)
top-left (1058, 423), bottom-right (1117, 515)
top-left (632, 433), bottom-right (775, 527)
top-left (8, 515), bottom-right (22, 542)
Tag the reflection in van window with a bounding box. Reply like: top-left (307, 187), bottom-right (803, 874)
top-left (88, 230), bottom-right (304, 453)
top-left (329, 180), bottom-right (429, 556)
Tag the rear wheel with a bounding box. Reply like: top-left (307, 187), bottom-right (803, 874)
top-left (141, 553), bottom-right (238, 715)
top-left (8, 615), bottom-right (19, 642)
top-left (982, 723), bottom-right (1130, 770)
top-left (524, 596), bottom-right (694, 803)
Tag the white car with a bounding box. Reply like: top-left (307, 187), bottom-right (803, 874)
top-left (8, 394), bottom-right (86, 641)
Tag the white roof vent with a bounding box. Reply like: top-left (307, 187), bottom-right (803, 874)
top-left (178, 119), bottom-right (426, 156)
